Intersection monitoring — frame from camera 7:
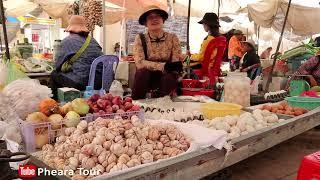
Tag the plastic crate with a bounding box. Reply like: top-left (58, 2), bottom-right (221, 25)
top-left (181, 89), bottom-right (214, 97)
top-left (285, 97), bottom-right (320, 110)
top-left (19, 111), bottom-right (144, 152)
top-left (181, 79), bottom-right (209, 89)
top-left (297, 151), bottom-right (320, 180)
top-left (201, 102), bottom-right (242, 119)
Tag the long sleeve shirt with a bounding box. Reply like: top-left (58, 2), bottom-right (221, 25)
top-left (133, 31), bottom-right (182, 71)
top-left (228, 35), bottom-right (245, 59)
top-left (55, 33), bottom-right (103, 86)
top-left (291, 56), bottom-right (320, 84)
top-left (191, 35), bottom-right (217, 63)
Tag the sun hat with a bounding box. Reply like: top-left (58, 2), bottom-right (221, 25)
top-left (198, 13), bottom-right (220, 27)
top-left (65, 15), bottom-right (89, 33)
top-left (138, 5), bottom-right (168, 25)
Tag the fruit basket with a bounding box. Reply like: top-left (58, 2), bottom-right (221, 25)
top-left (201, 102), bottom-right (242, 119)
top-left (19, 111), bottom-right (144, 153)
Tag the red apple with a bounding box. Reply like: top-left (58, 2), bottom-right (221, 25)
top-left (124, 97), bottom-right (133, 103)
top-left (131, 105), bottom-right (140, 111)
top-left (112, 96), bottom-right (121, 105)
top-left (119, 105), bottom-right (125, 111)
top-left (124, 102), bottom-right (133, 110)
top-left (112, 105), bottom-right (120, 112)
top-left (105, 106), bottom-right (113, 114)
top-left (89, 94), bottom-right (100, 102)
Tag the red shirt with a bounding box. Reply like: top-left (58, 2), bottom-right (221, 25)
top-left (293, 56), bottom-right (320, 84)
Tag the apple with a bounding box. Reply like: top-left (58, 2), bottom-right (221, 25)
top-left (112, 105), bottom-right (120, 112)
top-left (89, 94), bottom-right (100, 102)
top-left (124, 102), bottom-right (133, 110)
top-left (112, 96), bottom-right (121, 106)
top-left (131, 105), bottom-right (140, 111)
top-left (124, 97), bottom-right (133, 103)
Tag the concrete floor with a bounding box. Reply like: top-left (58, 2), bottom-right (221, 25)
top-left (229, 130), bottom-right (320, 180)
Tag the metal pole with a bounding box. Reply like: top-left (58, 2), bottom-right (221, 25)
top-left (186, 0), bottom-right (191, 51)
top-left (218, 0), bottom-right (220, 17)
top-left (265, 0), bottom-right (292, 92)
top-left (102, 0), bottom-right (106, 54)
top-left (0, 0), bottom-right (10, 61)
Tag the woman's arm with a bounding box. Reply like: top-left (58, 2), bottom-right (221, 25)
top-left (133, 35), bottom-right (164, 71)
top-left (190, 36), bottom-right (213, 61)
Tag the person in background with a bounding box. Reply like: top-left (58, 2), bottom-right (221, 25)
top-left (51, 15), bottom-right (103, 98)
top-left (260, 47), bottom-right (273, 59)
top-left (187, 12), bottom-right (226, 85)
top-left (228, 30), bottom-right (245, 71)
top-left (287, 55), bottom-right (320, 88)
top-left (132, 6), bottom-right (183, 100)
top-left (240, 40), bottom-right (261, 80)
top-left (189, 13), bottom-right (220, 66)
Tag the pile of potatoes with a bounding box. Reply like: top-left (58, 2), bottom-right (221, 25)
top-left (261, 102), bottom-right (308, 117)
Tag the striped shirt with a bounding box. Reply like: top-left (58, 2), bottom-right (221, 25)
top-left (55, 33), bottom-right (103, 86)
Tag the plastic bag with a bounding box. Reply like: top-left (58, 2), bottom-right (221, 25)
top-left (3, 79), bottom-right (52, 119)
top-left (0, 60), bottom-right (8, 90)
top-left (4, 60), bottom-right (29, 86)
top-left (109, 80), bottom-right (124, 98)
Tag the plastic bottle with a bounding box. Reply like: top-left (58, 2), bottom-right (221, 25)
top-left (83, 86), bottom-right (93, 99)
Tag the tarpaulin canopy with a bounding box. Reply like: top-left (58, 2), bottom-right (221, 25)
top-left (248, 0), bottom-right (320, 36)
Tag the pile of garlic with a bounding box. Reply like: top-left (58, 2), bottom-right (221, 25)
top-left (39, 115), bottom-right (190, 179)
top-left (188, 109), bottom-right (285, 140)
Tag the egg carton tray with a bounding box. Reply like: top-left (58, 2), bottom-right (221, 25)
top-left (19, 110), bottom-right (144, 153)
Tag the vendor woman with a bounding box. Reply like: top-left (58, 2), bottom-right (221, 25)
top-left (288, 55), bottom-right (320, 87)
top-left (132, 6), bottom-right (182, 100)
top-left (188, 13), bottom-right (226, 84)
top-left (51, 15), bottom-right (103, 98)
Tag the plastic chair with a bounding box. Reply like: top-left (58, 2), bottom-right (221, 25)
top-left (88, 55), bottom-right (119, 92)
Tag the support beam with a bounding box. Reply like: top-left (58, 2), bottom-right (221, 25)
top-left (0, 0), bottom-right (10, 61)
top-left (265, 0), bottom-right (292, 92)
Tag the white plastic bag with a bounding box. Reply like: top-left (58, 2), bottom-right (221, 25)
top-left (251, 75), bottom-right (261, 95)
top-left (109, 80), bottom-right (124, 98)
top-left (3, 79), bottom-right (52, 119)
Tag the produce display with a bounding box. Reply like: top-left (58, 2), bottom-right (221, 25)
top-left (188, 109), bottom-right (285, 140)
top-left (87, 94), bottom-right (140, 114)
top-left (39, 116), bottom-right (190, 179)
top-left (25, 98), bottom-right (88, 149)
top-left (260, 102), bottom-right (308, 116)
top-left (135, 96), bottom-right (204, 122)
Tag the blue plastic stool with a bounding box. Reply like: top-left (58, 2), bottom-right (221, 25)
top-left (88, 55), bottom-right (119, 93)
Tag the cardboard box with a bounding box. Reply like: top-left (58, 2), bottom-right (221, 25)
top-left (57, 87), bottom-right (81, 103)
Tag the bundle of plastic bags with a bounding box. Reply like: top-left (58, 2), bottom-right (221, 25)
top-left (3, 79), bottom-right (53, 119)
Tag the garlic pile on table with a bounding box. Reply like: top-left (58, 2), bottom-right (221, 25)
top-left (188, 109), bottom-right (285, 140)
top-left (39, 116), bottom-right (191, 179)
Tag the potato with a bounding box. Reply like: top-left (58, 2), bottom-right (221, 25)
top-left (294, 110), bottom-right (303, 116)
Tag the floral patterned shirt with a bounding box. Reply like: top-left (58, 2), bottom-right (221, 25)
top-left (133, 31), bottom-right (182, 71)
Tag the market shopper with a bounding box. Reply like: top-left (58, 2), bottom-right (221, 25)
top-left (132, 6), bottom-right (183, 100)
top-left (228, 30), bottom-right (245, 71)
top-left (240, 40), bottom-right (261, 80)
top-left (260, 47), bottom-right (273, 59)
top-left (51, 15), bottom-right (103, 98)
top-left (287, 55), bottom-right (320, 87)
top-left (188, 12), bottom-right (227, 85)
